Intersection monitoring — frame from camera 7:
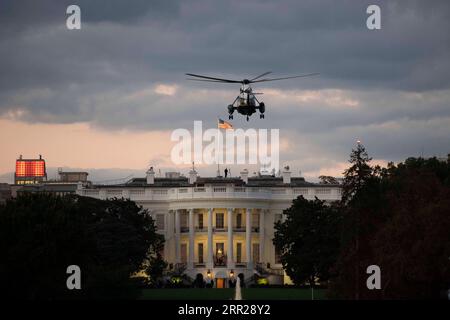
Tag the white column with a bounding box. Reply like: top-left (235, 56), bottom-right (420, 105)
top-left (259, 209), bottom-right (265, 264)
top-left (246, 208), bottom-right (252, 269)
top-left (175, 209), bottom-right (181, 264)
top-left (188, 208), bottom-right (195, 269)
top-left (207, 208), bottom-right (214, 268)
top-left (227, 208), bottom-right (234, 268)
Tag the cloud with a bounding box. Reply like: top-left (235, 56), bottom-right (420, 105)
top-left (1, 0), bottom-right (450, 178)
top-left (154, 84), bottom-right (178, 96)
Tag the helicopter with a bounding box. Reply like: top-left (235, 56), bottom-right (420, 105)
top-left (186, 71), bottom-right (319, 121)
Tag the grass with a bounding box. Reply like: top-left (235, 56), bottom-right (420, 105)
top-left (139, 288), bottom-right (326, 300)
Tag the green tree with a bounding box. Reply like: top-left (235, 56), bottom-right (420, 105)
top-left (318, 175), bottom-right (340, 185)
top-left (331, 156), bottom-right (450, 299)
top-left (335, 143), bottom-right (377, 299)
top-left (0, 193), bottom-right (164, 299)
top-left (273, 196), bottom-right (342, 287)
top-left (146, 252), bottom-right (168, 287)
top-left (341, 142), bottom-right (373, 204)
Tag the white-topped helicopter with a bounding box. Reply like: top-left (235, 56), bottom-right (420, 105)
top-left (186, 71), bottom-right (319, 121)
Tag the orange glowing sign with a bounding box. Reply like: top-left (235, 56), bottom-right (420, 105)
top-left (15, 160), bottom-right (46, 177)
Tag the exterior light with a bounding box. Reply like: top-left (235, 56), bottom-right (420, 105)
top-left (207, 269), bottom-right (211, 278)
top-left (229, 270), bottom-right (234, 277)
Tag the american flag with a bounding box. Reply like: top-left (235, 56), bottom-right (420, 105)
top-left (218, 118), bottom-right (233, 129)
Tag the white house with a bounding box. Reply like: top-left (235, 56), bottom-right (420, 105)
top-left (76, 167), bottom-right (341, 288)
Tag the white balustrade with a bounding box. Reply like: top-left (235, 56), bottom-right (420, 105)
top-left (78, 185), bottom-right (341, 202)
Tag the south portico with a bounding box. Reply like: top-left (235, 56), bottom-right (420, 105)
top-left (167, 206), bottom-right (269, 286)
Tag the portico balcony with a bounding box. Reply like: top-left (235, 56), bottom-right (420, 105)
top-left (180, 226), bottom-right (258, 233)
top-left (194, 262), bottom-right (206, 268)
top-left (180, 227), bottom-right (189, 233)
top-left (234, 262), bottom-right (247, 268)
top-left (213, 254), bottom-right (227, 267)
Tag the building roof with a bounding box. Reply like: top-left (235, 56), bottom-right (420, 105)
top-left (16, 183), bottom-right (78, 193)
top-left (92, 175), bottom-right (340, 188)
top-left (59, 171), bottom-right (89, 175)
top-left (247, 176), bottom-right (314, 187)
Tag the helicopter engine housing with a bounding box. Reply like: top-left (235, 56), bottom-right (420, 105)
top-left (259, 102), bottom-right (265, 114)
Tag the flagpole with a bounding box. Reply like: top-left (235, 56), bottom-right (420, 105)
top-left (217, 117), bottom-right (220, 177)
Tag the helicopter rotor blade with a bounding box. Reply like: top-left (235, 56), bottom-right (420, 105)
top-left (186, 79), bottom-right (232, 83)
top-left (251, 73), bottom-right (320, 83)
top-left (185, 73), bottom-right (241, 83)
top-left (249, 71), bottom-right (272, 81)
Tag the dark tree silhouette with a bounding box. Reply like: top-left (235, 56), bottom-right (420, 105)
top-left (0, 193), bottom-right (164, 299)
top-left (331, 155), bottom-right (450, 299)
top-left (318, 175), bottom-right (340, 185)
top-left (273, 196), bottom-right (342, 287)
top-left (341, 142), bottom-right (373, 204)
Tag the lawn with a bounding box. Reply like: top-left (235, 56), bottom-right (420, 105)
top-left (139, 288), bottom-right (326, 300)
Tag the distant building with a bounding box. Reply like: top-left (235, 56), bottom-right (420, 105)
top-left (14, 155), bottom-right (47, 185)
top-left (57, 169), bottom-right (88, 183)
top-left (15, 183), bottom-right (80, 197)
top-left (12, 166), bottom-right (90, 197)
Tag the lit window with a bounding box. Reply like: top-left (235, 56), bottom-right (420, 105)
top-left (216, 213), bottom-right (224, 228)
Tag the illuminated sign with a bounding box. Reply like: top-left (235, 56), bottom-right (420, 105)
top-left (15, 160), bottom-right (46, 177)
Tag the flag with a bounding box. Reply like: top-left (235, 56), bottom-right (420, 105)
top-left (218, 118), bottom-right (233, 129)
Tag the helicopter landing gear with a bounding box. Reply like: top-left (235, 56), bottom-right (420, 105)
top-left (260, 114), bottom-right (264, 119)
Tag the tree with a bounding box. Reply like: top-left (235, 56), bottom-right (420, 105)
top-left (146, 253), bottom-right (168, 288)
top-left (369, 158), bottom-right (450, 299)
top-left (331, 156), bottom-right (450, 299)
top-left (341, 142), bottom-right (373, 204)
top-left (0, 193), bottom-right (164, 299)
top-left (318, 176), bottom-right (340, 185)
top-left (335, 143), bottom-right (376, 299)
top-left (273, 196), bottom-right (342, 287)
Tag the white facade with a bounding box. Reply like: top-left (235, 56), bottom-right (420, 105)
top-left (76, 170), bottom-right (341, 287)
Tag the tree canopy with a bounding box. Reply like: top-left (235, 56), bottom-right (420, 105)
top-left (332, 148), bottom-right (450, 299)
top-left (274, 143), bottom-right (450, 299)
top-left (273, 196), bottom-right (342, 286)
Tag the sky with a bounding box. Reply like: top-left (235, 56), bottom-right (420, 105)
top-left (1, 0), bottom-right (450, 183)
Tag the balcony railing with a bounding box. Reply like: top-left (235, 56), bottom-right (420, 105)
top-left (194, 262), bottom-right (206, 267)
top-left (234, 262), bottom-right (247, 268)
top-left (176, 226), bottom-right (259, 233)
top-left (214, 254), bottom-right (227, 267)
top-left (78, 185), bottom-right (342, 202)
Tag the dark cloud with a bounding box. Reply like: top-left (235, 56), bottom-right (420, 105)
top-left (1, 0), bottom-right (450, 173)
